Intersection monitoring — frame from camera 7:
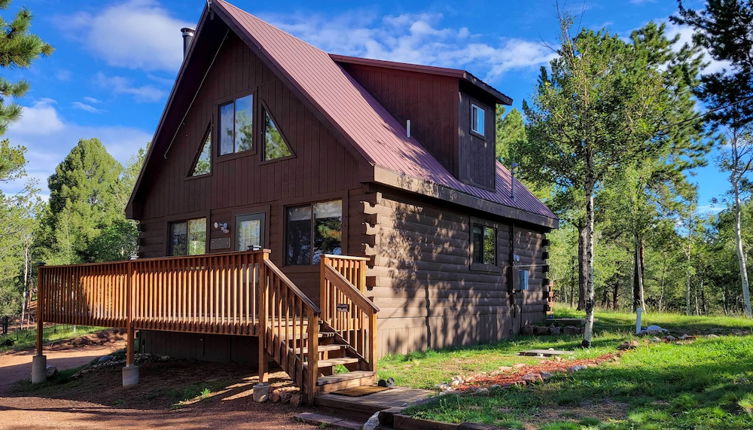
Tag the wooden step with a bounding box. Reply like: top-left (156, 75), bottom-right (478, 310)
top-left (316, 370), bottom-right (376, 394)
top-left (293, 344), bottom-right (346, 355)
top-left (282, 331), bottom-right (335, 340)
top-left (317, 357), bottom-right (360, 368)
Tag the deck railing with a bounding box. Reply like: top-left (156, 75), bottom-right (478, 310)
top-left (320, 255), bottom-right (378, 369)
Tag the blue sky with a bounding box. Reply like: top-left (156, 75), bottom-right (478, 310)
top-left (3, 0), bottom-right (727, 213)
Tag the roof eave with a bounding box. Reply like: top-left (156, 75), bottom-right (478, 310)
top-left (372, 166), bottom-right (559, 229)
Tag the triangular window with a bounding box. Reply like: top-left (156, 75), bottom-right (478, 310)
top-left (263, 109), bottom-right (292, 160)
top-left (190, 128), bottom-right (212, 176)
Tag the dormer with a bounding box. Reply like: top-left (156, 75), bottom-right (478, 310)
top-left (332, 55), bottom-right (511, 191)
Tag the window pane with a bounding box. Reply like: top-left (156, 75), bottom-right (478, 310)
top-left (286, 206), bottom-right (312, 265)
top-left (472, 104), bottom-right (485, 134)
top-left (170, 222), bottom-right (188, 256)
top-left (471, 224), bottom-right (483, 264)
top-left (237, 214), bottom-right (264, 251)
top-left (191, 129), bottom-right (212, 176)
top-left (264, 110), bottom-right (292, 160)
top-left (313, 200), bottom-right (342, 264)
top-left (219, 102), bottom-right (234, 155)
top-left (187, 218), bottom-right (206, 255)
top-left (235, 95), bottom-right (253, 152)
top-left (483, 226), bottom-right (496, 265)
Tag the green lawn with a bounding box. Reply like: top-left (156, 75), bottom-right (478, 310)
top-left (0, 324), bottom-right (103, 353)
top-left (384, 309), bottom-right (753, 429)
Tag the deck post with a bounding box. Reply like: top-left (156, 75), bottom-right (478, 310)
top-left (257, 251), bottom-right (269, 384)
top-left (123, 261), bottom-right (139, 387)
top-left (31, 265), bottom-right (47, 384)
top-left (368, 312), bottom-right (377, 371)
top-left (358, 259), bottom-right (367, 293)
top-left (306, 308), bottom-right (319, 404)
top-left (320, 257), bottom-right (328, 322)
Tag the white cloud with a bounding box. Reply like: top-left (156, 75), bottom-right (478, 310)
top-left (262, 11), bottom-right (555, 83)
top-left (94, 73), bottom-right (165, 102)
top-left (664, 21), bottom-right (731, 74)
top-left (72, 101), bottom-right (103, 113)
top-left (2, 99), bottom-right (151, 197)
top-left (83, 96), bottom-right (101, 104)
top-left (629, 0), bottom-right (656, 4)
top-left (56, 0), bottom-right (191, 72)
top-left (55, 70), bottom-right (72, 81)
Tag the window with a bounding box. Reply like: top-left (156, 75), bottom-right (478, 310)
top-left (471, 223), bottom-right (496, 266)
top-left (169, 218), bottom-right (207, 256)
top-left (219, 94), bottom-right (253, 155)
top-left (263, 109), bottom-right (292, 160)
top-left (471, 103), bottom-right (485, 136)
top-left (190, 127), bottom-right (212, 176)
top-left (236, 213), bottom-right (265, 251)
top-left (286, 200), bottom-right (342, 265)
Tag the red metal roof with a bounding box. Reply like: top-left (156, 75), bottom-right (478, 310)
top-left (214, 0), bottom-right (556, 222)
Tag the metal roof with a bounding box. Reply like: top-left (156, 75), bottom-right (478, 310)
top-left (214, 0), bottom-right (556, 222)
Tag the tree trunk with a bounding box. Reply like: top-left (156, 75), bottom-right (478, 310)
top-left (569, 254), bottom-right (577, 308)
top-left (733, 183), bottom-right (752, 318)
top-left (582, 183), bottom-right (596, 347)
top-left (686, 216), bottom-right (693, 316)
top-left (612, 280), bottom-right (619, 310)
top-left (632, 233), bottom-right (646, 312)
top-left (577, 223), bottom-right (587, 310)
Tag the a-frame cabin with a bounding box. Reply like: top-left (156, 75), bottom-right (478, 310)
top-left (34, 0), bottom-right (557, 402)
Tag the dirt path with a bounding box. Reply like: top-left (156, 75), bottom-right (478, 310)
top-left (0, 334), bottom-right (317, 429)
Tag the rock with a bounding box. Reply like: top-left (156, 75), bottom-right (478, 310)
top-left (521, 373), bottom-right (543, 384)
top-left (363, 412), bottom-right (381, 430)
top-left (513, 363), bottom-right (526, 368)
top-left (549, 326), bottom-right (562, 335)
top-left (641, 325), bottom-right (669, 335)
top-left (280, 390), bottom-right (293, 404)
top-left (270, 390), bottom-right (281, 403)
top-left (617, 340), bottom-right (639, 350)
top-left (490, 384), bottom-right (501, 390)
top-left (563, 326), bottom-right (580, 335)
top-left (568, 365), bottom-right (586, 373)
top-left (450, 379), bottom-right (461, 387)
top-left (437, 383), bottom-right (452, 392)
top-left (664, 335), bottom-right (677, 342)
top-left (540, 371), bottom-right (553, 381)
top-left (650, 337), bottom-right (662, 343)
top-left (521, 325), bottom-right (534, 335)
top-left (46, 366), bottom-right (58, 378)
top-left (475, 387), bottom-right (489, 395)
top-left (97, 355), bottom-right (113, 363)
top-left (678, 334), bottom-right (696, 341)
top-left (533, 326), bottom-right (549, 335)
top-left (289, 392), bottom-right (303, 407)
top-left (706, 334), bottom-right (720, 339)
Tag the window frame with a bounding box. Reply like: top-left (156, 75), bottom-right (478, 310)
top-left (260, 103), bottom-right (295, 163)
top-left (470, 220), bottom-right (498, 272)
top-left (284, 199), bottom-right (343, 266)
top-left (168, 217), bottom-right (208, 256)
top-left (217, 92), bottom-right (255, 158)
top-left (187, 125), bottom-right (213, 179)
top-left (235, 212), bottom-right (266, 251)
top-left (470, 103), bottom-right (486, 138)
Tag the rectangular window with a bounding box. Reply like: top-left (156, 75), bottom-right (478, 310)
top-left (219, 94), bottom-right (253, 155)
top-left (169, 218), bottom-right (206, 256)
top-left (471, 223), bottom-right (496, 266)
top-left (286, 200), bottom-right (342, 265)
top-left (471, 103), bottom-right (485, 136)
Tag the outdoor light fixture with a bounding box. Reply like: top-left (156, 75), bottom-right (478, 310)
top-left (213, 222), bottom-right (229, 234)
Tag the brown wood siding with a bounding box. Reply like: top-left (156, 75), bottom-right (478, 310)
top-left (340, 63), bottom-right (459, 175)
top-left (136, 33), bottom-right (369, 300)
top-left (364, 186), bottom-right (547, 356)
top-left (458, 90), bottom-right (496, 190)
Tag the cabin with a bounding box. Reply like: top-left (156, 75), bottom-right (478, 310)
top-left (32, 0), bottom-right (557, 402)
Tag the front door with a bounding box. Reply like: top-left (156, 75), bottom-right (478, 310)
top-left (236, 213), bottom-right (265, 251)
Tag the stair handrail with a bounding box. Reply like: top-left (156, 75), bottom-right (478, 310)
top-left (320, 256), bottom-right (379, 371)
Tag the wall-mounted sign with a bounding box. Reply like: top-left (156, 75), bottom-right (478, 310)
top-left (210, 237), bottom-right (231, 250)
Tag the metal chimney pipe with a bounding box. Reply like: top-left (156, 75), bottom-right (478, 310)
top-left (181, 27), bottom-right (196, 58)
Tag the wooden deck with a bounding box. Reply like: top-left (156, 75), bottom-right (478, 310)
top-left (36, 250), bottom-right (378, 403)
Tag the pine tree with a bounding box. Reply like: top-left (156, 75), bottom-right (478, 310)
top-left (673, 0), bottom-right (753, 127)
top-left (44, 139), bottom-right (127, 264)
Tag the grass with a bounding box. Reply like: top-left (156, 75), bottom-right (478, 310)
top-left (388, 308), bottom-right (753, 429)
top-left (0, 324), bottom-right (103, 353)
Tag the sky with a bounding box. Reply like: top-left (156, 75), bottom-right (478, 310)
top-left (2, 0), bottom-right (728, 213)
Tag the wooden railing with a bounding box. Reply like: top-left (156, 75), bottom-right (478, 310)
top-left (39, 251), bottom-right (264, 335)
top-left (320, 255), bottom-right (379, 369)
top-left (259, 258), bottom-right (320, 400)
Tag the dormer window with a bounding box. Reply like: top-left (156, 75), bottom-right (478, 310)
top-left (471, 103), bottom-right (485, 136)
top-left (219, 94), bottom-right (253, 155)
